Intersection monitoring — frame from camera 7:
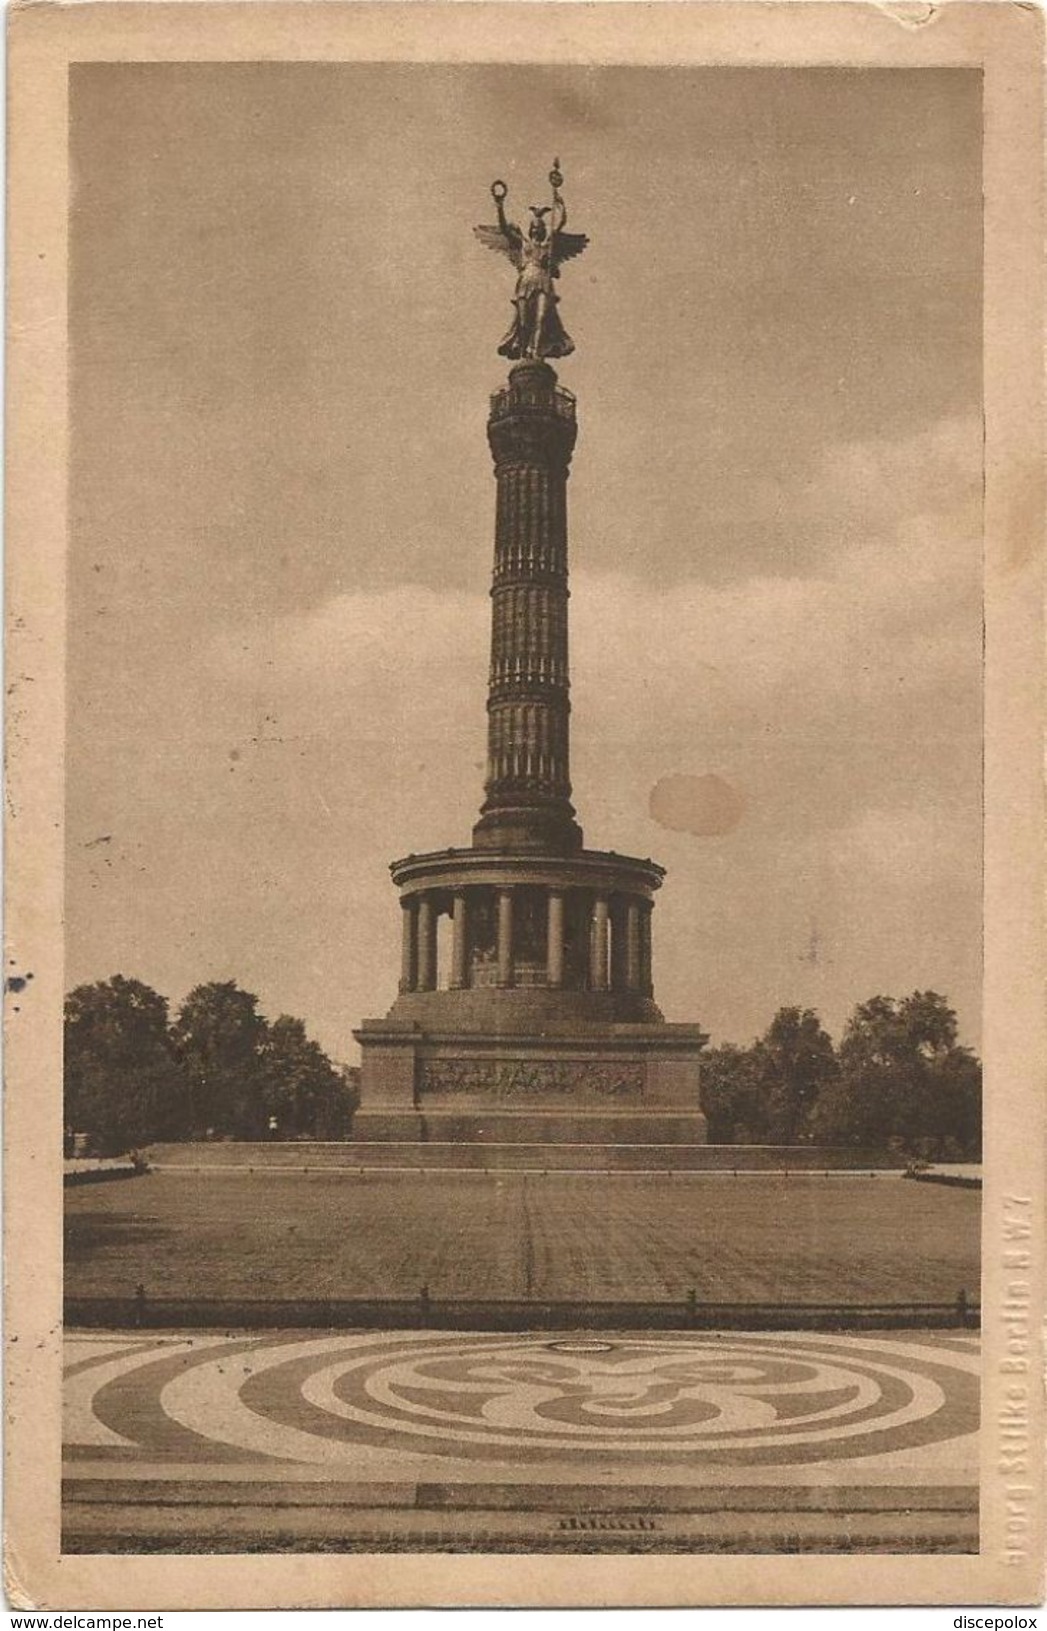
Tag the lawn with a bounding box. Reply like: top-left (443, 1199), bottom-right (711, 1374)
top-left (64, 1171), bottom-right (980, 1306)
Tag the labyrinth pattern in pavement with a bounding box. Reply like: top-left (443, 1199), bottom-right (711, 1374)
top-left (65, 1331), bottom-right (980, 1472)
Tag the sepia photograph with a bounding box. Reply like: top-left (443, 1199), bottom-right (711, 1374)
top-left (5, 0), bottom-right (1044, 1611)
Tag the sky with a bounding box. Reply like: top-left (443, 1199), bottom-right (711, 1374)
top-left (67, 64), bottom-right (983, 1060)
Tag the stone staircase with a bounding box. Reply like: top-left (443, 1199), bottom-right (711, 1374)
top-left (146, 1140), bottom-right (901, 1174)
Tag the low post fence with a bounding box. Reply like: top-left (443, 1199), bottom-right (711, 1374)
top-left (64, 1290), bottom-right (980, 1333)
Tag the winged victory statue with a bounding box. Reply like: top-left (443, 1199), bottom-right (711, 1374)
top-left (474, 160), bottom-right (589, 361)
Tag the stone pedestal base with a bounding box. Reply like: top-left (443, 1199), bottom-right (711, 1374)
top-left (350, 1111), bottom-right (427, 1142)
top-left (352, 1021), bottom-right (707, 1146)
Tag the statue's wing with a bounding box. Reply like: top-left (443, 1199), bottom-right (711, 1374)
top-left (551, 230), bottom-right (589, 274)
top-left (474, 223), bottom-right (523, 271)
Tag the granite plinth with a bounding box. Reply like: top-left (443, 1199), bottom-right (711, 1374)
top-left (352, 1019), bottom-right (707, 1146)
top-left (351, 1110), bottom-right (708, 1147)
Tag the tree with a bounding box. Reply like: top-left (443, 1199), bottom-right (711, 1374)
top-left (259, 1016), bottom-right (355, 1139)
top-left (338, 1065), bottom-right (362, 1133)
top-left (700, 1044), bottom-right (768, 1144)
top-left (752, 1007), bottom-right (838, 1144)
top-left (810, 990), bottom-right (981, 1157)
top-left (64, 975), bottom-right (186, 1154)
top-left (171, 981), bottom-right (268, 1138)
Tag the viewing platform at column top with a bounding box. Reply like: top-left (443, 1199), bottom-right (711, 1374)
top-left (488, 366), bottom-right (576, 427)
top-left (388, 845), bottom-right (666, 902)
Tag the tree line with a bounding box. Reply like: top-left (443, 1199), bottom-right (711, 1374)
top-left (65, 976), bottom-right (358, 1156)
top-left (66, 975), bottom-right (981, 1161)
top-left (702, 992), bottom-right (981, 1159)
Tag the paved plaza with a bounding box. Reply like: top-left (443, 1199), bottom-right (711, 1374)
top-left (64, 1328), bottom-right (979, 1553)
top-left (65, 1170), bottom-right (981, 1306)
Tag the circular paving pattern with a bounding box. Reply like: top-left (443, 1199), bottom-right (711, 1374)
top-left (67, 1331), bottom-right (979, 1470)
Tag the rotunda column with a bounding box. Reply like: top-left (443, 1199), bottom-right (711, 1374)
top-left (416, 894), bottom-right (437, 991)
top-left (591, 895), bottom-right (610, 991)
top-left (640, 903), bottom-right (654, 997)
top-left (610, 899), bottom-right (628, 992)
top-left (399, 898), bottom-right (418, 992)
top-left (626, 898), bottom-right (642, 991)
top-left (451, 891), bottom-right (469, 989)
top-left (496, 888), bottom-right (515, 987)
top-left (546, 889), bottom-right (565, 987)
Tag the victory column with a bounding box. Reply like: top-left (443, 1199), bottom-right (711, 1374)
top-left (353, 163), bottom-right (708, 1153)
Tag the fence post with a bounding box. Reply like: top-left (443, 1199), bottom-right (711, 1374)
top-left (956, 1287), bottom-right (968, 1327)
top-left (419, 1283), bottom-right (431, 1327)
top-left (686, 1287), bottom-right (697, 1323)
top-left (133, 1282), bottom-right (146, 1329)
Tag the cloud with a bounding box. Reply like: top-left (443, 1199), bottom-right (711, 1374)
top-left (572, 413), bottom-right (981, 768)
